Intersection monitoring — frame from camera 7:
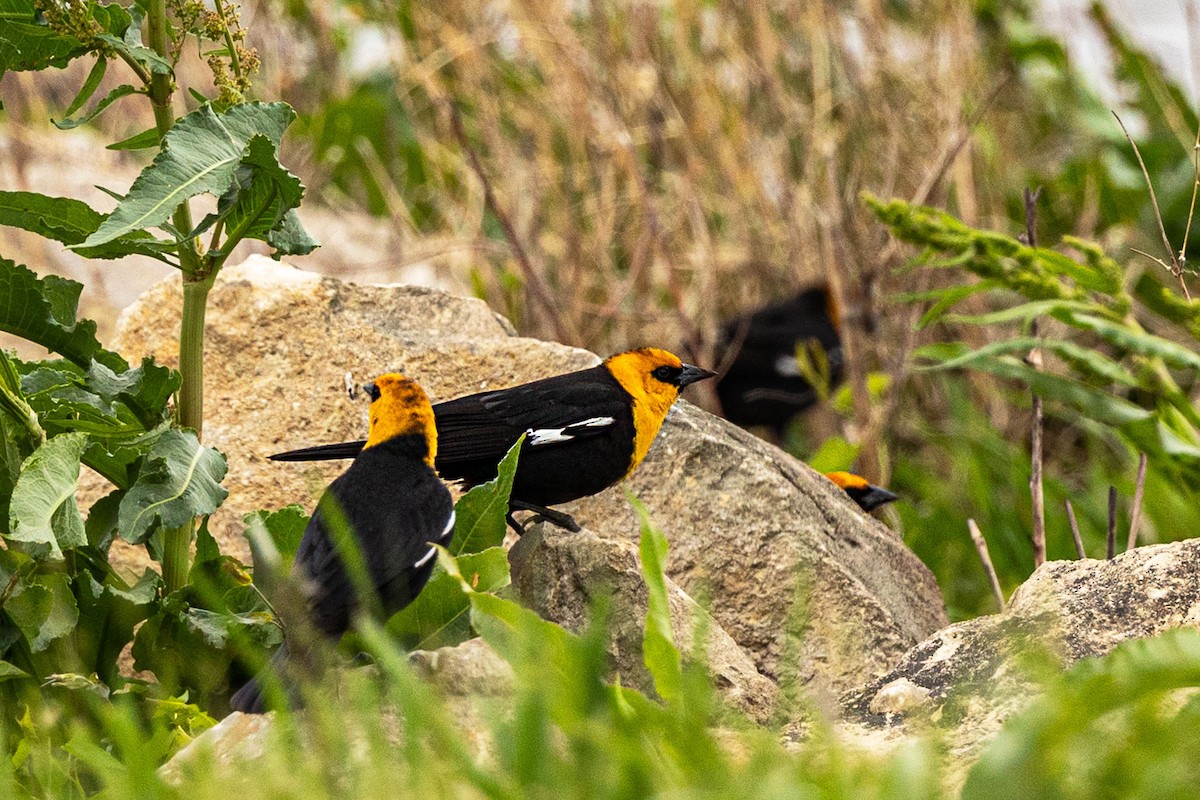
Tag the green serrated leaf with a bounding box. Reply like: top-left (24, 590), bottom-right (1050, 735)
top-left (77, 102), bottom-right (297, 248)
top-left (242, 505), bottom-right (308, 566)
top-left (8, 432), bottom-right (89, 558)
top-left (386, 546), bottom-right (510, 651)
top-left (0, 258), bottom-right (120, 368)
top-left (199, 134), bottom-right (316, 258)
top-left (449, 437), bottom-right (521, 556)
top-left (118, 429), bottom-right (228, 544)
top-left (5, 572), bottom-right (79, 652)
top-left (93, 33), bottom-right (171, 75)
top-left (73, 569), bottom-right (159, 685)
top-left (631, 497), bottom-right (681, 702)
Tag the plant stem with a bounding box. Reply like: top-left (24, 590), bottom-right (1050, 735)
top-left (146, 0), bottom-right (206, 593)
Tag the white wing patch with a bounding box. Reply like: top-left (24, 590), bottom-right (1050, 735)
top-left (525, 416), bottom-right (615, 446)
top-left (413, 510), bottom-right (456, 570)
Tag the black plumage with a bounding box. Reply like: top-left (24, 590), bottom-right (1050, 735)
top-left (268, 348), bottom-right (716, 531)
top-left (231, 377), bottom-right (453, 714)
top-left (714, 286), bottom-right (844, 435)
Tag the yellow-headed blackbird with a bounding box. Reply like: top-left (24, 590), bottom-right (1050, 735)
top-left (825, 471), bottom-right (898, 512)
top-left (269, 348), bottom-right (716, 532)
top-left (231, 373), bottom-right (454, 714)
top-left (715, 285), bottom-right (843, 436)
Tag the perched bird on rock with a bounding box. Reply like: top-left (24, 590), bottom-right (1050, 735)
top-left (825, 471), bottom-right (898, 512)
top-left (269, 348), bottom-right (717, 533)
top-left (230, 373), bottom-right (454, 714)
top-left (714, 285), bottom-right (843, 437)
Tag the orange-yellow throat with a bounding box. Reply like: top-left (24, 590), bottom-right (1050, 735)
top-left (362, 373), bottom-right (438, 467)
top-left (603, 348), bottom-right (685, 475)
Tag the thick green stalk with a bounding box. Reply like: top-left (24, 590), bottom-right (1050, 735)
top-left (146, 0), bottom-right (206, 593)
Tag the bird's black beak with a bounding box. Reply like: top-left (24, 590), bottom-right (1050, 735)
top-left (678, 363), bottom-right (718, 388)
top-left (364, 382), bottom-right (381, 402)
top-left (856, 485), bottom-right (900, 512)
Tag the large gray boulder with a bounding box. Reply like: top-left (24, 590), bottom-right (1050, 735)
top-left (840, 537), bottom-right (1200, 780)
top-left (107, 256), bottom-right (946, 698)
top-left (509, 523), bottom-right (780, 723)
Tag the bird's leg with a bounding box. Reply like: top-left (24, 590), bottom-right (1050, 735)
top-left (508, 500), bottom-right (582, 533)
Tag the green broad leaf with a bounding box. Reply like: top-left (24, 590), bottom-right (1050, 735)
top-left (387, 546), bottom-right (510, 651)
top-left (200, 134), bottom-right (316, 257)
top-left (449, 437), bottom-right (522, 556)
top-left (5, 572), bottom-right (79, 652)
top-left (60, 55), bottom-right (107, 118)
top-left (8, 432), bottom-right (89, 558)
top-left (0, 191), bottom-right (178, 260)
top-left (72, 570), bottom-right (159, 686)
top-left (53, 83), bottom-right (139, 130)
top-left (0, 1), bottom-right (131, 74)
top-left (1068, 313), bottom-right (1200, 372)
top-left (0, 258), bottom-right (120, 368)
top-left (631, 497), bottom-right (681, 702)
top-left (918, 337), bottom-right (1139, 387)
top-left (85, 489), bottom-right (122, 551)
top-left (0, 660), bottom-right (28, 682)
top-left (132, 602), bottom-right (283, 702)
top-left (106, 127), bottom-right (160, 151)
top-left (956, 355), bottom-right (1153, 427)
top-left (243, 505), bottom-right (308, 566)
top-left (0, 416), bottom-right (29, 532)
top-left (77, 102), bottom-right (297, 248)
top-left (118, 429), bottom-right (228, 544)
top-left (85, 357), bottom-right (179, 430)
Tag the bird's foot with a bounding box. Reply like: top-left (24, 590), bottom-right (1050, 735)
top-left (508, 501), bottom-right (582, 534)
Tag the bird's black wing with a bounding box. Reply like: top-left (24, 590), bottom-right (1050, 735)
top-left (294, 447), bottom-right (454, 635)
top-left (434, 365), bottom-right (629, 466)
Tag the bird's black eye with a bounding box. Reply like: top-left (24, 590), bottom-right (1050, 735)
top-left (365, 382), bottom-right (382, 402)
top-left (651, 365), bottom-right (680, 384)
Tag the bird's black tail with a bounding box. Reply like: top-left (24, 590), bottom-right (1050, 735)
top-left (229, 642), bottom-right (288, 714)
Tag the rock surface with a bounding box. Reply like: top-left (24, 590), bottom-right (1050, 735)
top-left (841, 538), bottom-right (1200, 771)
top-left (104, 256), bottom-right (946, 700)
top-left (509, 523), bottom-right (779, 723)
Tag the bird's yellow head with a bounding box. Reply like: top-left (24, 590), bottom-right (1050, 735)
top-left (361, 373), bottom-right (437, 467)
top-left (604, 348), bottom-right (717, 473)
top-left (825, 471), bottom-right (869, 491)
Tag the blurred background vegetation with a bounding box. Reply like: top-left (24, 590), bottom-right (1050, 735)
top-left (4, 0), bottom-right (1199, 624)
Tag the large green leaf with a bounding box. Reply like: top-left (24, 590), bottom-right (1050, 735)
top-left (72, 570), bottom-right (158, 686)
top-left (118, 430), bottom-right (228, 544)
top-left (449, 437), bottom-right (521, 556)
top-left (7, 432), bottom-right (88, 558)
top-left (201, 134), bottom-right (317, 257)
top-left (0, 259), bottom-right (121, 369)
top-left (78, 102), bottom-right (296, 248)
top-left (0, 191), bottom-right (175, 261)
top-left (632, 497), bottom-right (681, 703)
top-left (386, 547), bottom-right (510, 651)
top-left (4, 572), bottom-right (79, 653)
